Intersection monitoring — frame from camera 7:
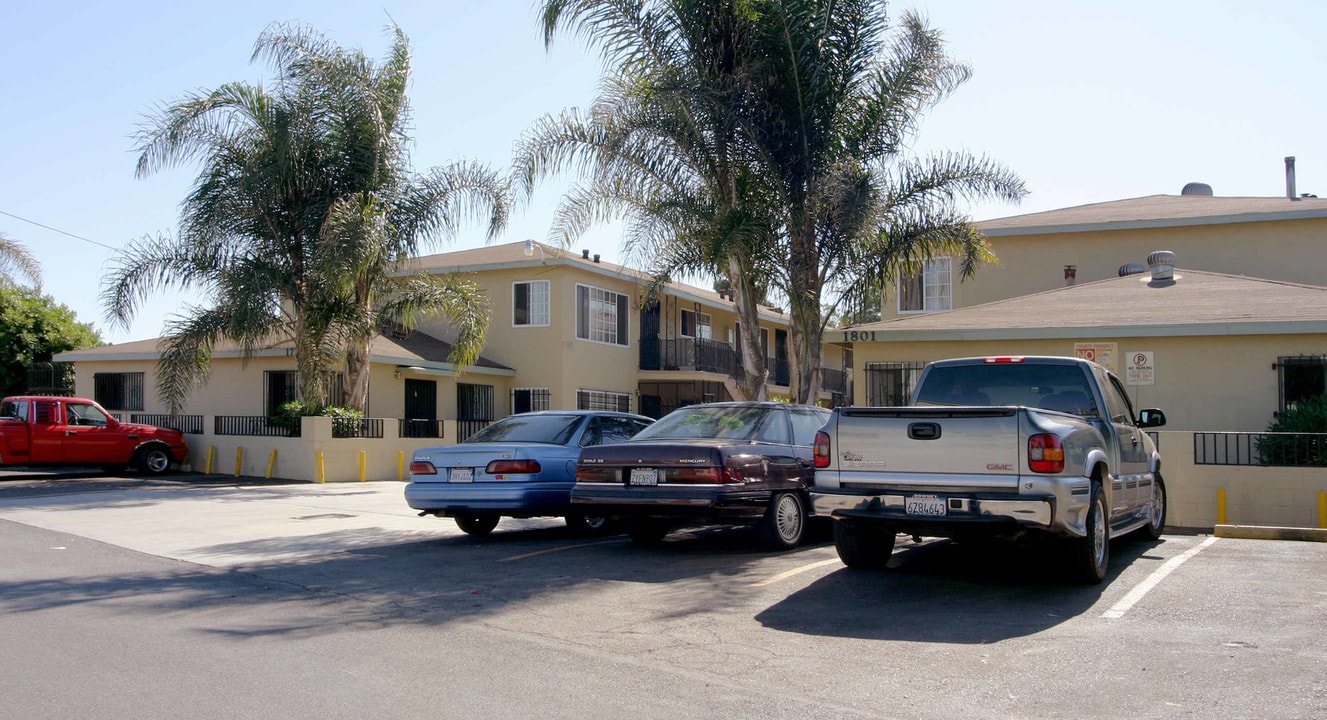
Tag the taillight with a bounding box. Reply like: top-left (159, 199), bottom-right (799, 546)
top-left (813, 431), bottom-right (831, 468)
top-left (1028, 434), bottom-right (1065, 473)
top-left (486, 459), bottom-right (541, 475)
top-left (984, 356), bottom-right (1025, 363)
top-left (576, 467), bottom-right (615, 483)
top-left (668, 467), bottom-right (743, 483)
top-left (409, 460), bottom-right (437, 475)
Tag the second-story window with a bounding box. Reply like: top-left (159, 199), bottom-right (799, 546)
top-left (898, 258), bottom-right (952, 313)
top-left (576, 284), bottom-right (628, 346)
top-left (681, 309), bottom-right (712, 339)
top-left (513, 280), bottom-right (550, 326)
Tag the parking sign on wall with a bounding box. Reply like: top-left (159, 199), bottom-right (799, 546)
top-left (1126, 351), bottom-right (1154, 385)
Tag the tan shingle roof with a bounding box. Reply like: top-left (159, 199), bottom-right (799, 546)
top-left (839, 270), bottom-right (1327, 339)
top-left (978, 194), bottom-right (1327, 236)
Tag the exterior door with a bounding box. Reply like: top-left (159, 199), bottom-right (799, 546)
top-left (61, 401), bottom-right (124, 465)
top-left (1099, 371), bottom-right (1150, 516)
top-left (403, 379), bottom-right (437, 438)
top-left (639, 303), bottom-right (661, 370)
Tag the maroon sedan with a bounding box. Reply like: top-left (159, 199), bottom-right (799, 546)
top-left (572, 402), bottom-right (831, 549)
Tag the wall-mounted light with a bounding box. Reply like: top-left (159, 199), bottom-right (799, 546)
top-left (524, 239), bottom-right (547, 260)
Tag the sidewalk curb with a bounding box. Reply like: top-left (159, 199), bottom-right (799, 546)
top-left (1214, 524), bottom-right (1327, 542)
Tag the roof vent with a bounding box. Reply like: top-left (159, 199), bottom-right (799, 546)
top-left (1118, 263), bottom-right (1146, 277)
top-left (1180, 182), bottom-right (1213, 197)
top-left (582, 249), bottom-right (590, 259)
top-left (1146, 250), bottom-right (1178, 287)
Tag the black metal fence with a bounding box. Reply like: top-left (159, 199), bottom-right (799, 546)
top-left (640, 337), bottom-right (740, 376)
top-left (456, 420), bottom-right (490, 443)
top-left (399, 419), bottom-right (444, 439)
top-left (25, 362), bottom-right (76, 396)
top-left (130, 413), bottom-right (205, 434)
top-left (821, 367), bottom-right (848, 396)
top-left (214, 415), bottom-right (302, 437)
top-left (332, 418), bottom-right (383, 439)
top-left (1194, 431), bottom-right (1327, 467)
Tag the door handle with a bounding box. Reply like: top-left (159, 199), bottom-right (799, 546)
top-left (65, 430), bottom-right (77, 436)
top-left (1131, 436), bottom-right (1139, 445)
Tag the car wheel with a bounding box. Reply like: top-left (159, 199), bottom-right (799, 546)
top-left (626, 517), bottom-right (670, 545)
top-left (565, 512), bottom-right (616, 537)
top-left (1133, 474), bottom-right (1167, 541)
top-left (759, 492), bottom-right (806, 550)
top-left (1067, 479), bottom-right (1109, 584)
top-left (136, 446), bottom-right (173, 476)
top-left (454, 512), bottom-right (500, 537)
top-left (833, 520), bottom-right (895, 570)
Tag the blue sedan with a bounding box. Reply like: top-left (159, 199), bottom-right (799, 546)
top-left (405, 410), bottom-right (654, 536)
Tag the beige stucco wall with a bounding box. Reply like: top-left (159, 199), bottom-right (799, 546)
top-left (880, 217), bottom-right (1327, 321)
top-left (846, 333), bottom-right (1327, 432)
top-left (72, 355), bottom-right (298, 416)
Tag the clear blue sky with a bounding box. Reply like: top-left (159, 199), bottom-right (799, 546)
top-left (3, 0), bottom-right (1325, 344)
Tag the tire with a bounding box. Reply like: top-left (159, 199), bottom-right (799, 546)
top-left (626, 517), bottom-right (670, 545)
top-left (1067, 479), bottom-right (1110, 584)
top-left (565, 512), bottom-right (615, 537)
top-left (759, 492), bottom-right (806, 550)
top-left (136, 446), bottom-right (173, 476)
top-left (833, 520), bottom-right (896, 570)
top-left (1133, 474), bottom-right (1167, 541)
top-left (454, 512), bottom-right (500, 537)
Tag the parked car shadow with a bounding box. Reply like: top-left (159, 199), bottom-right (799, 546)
top-left (754, 535), bottom-right (1164, 643)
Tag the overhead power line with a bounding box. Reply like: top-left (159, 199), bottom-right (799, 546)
top-left (0, 209), bottom-right (120, 251)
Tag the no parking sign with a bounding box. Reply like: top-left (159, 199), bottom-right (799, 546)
top-left (1127, 351), bottom-right (1154, 385)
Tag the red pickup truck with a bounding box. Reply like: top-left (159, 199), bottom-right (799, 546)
top-left (0, 396), bottom-right (189, 475)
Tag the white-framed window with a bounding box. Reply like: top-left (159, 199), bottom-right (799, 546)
top-left (511, 387), bottom-right (551, 414)
top-left (576, 388), bottom-right (632, 412)
top-left (513, 280), bottom-right (550, 326)
top-left (680, 309), bottom-right (712, 339)
top-left (898, 258), bottom-right (952, 313)
top-left (576, 284), bottom-right (629, 346)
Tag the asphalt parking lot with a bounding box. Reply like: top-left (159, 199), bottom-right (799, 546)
top-left (1, 471), bottom-right (1325, 719)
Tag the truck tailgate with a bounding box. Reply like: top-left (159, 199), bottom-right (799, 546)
top-left (832, 407), bottom-right (1022, 487)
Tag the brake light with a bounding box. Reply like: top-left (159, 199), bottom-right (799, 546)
top-left (813, 431), bottom-right (831, 468)
top-left (486, 459), bottom-right (541, 475)
top-left (668, 467), bottom-right (743, 483)
top-left (1028, 434), bottom-right (1065, 473)
top-left (409, 460), bottom-right (437, 475)
top-left (984, 356), bottom-right (1025, 363)
top-left (576, 467), bottom-right (615, 483)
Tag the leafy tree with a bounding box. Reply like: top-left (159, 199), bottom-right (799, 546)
top-left (104, 24), bottom-right (507, 413)
top-left (0, 285), bottom-right (101, 396)
top-left (0, 231), bottom-right (42, 287)
top-left (522, 0), bottom-right (775, 400)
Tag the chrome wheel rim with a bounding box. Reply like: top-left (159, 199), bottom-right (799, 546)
top-left (775, 495), bottom-right (802, 542)
top-left (146, 451), bottom-right (169, 473)
top-left (1091, 495), bottom-right (1107, 570)
top-left (585, 515), bottom-right (608, 532)
top-left (1150, 483), bottom-right (1165, 533)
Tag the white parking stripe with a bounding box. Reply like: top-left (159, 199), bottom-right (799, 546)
top-left (751, 558), bottom-right (842, 587)
top-left (1102, 537), bottom-right (1218, 619)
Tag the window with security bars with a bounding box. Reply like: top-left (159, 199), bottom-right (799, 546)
top-left (1277, 355), bottom-right (1327, 413)
top-left (458, 383), bottom-right (495, 421)
top-left (898, 258), bottom-right (952, 312)
top-left (511, 387), bottom-right (551, 414)
top-left (864, 361), bottom-right (926, 406)
top-left (93, 372), bottom-right (145, 411)
top-left (576, 284), bottom-right (629, 346)
top-left (264, 371), bottom-right (347, 415)
top-left (576, 389), bottom-right (632, 413)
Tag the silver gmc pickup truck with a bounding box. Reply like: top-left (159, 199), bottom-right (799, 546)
top-left (810, 356), bottom-right (1167, 583)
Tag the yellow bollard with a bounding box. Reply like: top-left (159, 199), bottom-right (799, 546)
top-left (266, 449), bottom-right (277, 479)
top-left (398, 451), bottom-right (405, 482)
top-left (359, 450), bottom-right (367, 482)
top-left (234, 447), bottom-right (243, 478)
top-left (1319, 492), bottom-right (1326, 529)
top-left (316, 451), bottom-right (325, 484)
top-left (1217, 488), bottom-right (1227, 525)
top-left (205, 446), bottom-right (215, 475)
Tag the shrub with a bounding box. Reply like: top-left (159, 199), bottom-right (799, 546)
top-left (1256, 394), bottom-right (1327, 466)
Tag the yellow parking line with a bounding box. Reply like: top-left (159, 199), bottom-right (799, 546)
top-left (499, 539), bottom-right (626, 562)
top-left (751, 558), bottom-right (842, 587)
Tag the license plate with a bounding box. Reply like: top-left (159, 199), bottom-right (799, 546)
top-left (628, 468), bottom-right (658, 486)
top-left (449, 467), bottom-right (474, 483)
top-left (905, 494), bottom-right (946, 516)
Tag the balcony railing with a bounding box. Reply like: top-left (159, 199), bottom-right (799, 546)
top-left (456, 420), bottom-right (490, 443)
top-left (1195, 431), bottom-right (1327, 467)
top-left (399, 419), bottom-right (444, 439)
top-left (640, 337), bottom-right (739, 376)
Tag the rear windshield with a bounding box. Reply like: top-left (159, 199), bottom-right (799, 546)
top-left (0, 400), bottom-right (26, 420)
top-left (463, 414), bottom-right (584, 444)
top-left (914, 364), bottom-right (1099, 417)
top-left (631, 405), bottom-right (774, 442)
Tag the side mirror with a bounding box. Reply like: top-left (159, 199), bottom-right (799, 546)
top-left (1137, 408), bottom-right (1166, 428)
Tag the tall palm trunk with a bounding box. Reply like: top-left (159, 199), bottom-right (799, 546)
top-left (787, 211), bottom-right (823, 404)
top-left (728, 254), bottom-right (768, 401)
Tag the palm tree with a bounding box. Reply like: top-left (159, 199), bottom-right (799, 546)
top-left (741, 2), bottom-right (1026, 403)
top-left (522, 0), bottom-right (774, 400)
top-left (0, 231), bottom-right (42, 287)
top-left (104, 24), bottom-right (508, 413)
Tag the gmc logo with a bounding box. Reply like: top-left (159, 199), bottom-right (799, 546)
top-left (987, 463), bottom-right (1014, 471)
